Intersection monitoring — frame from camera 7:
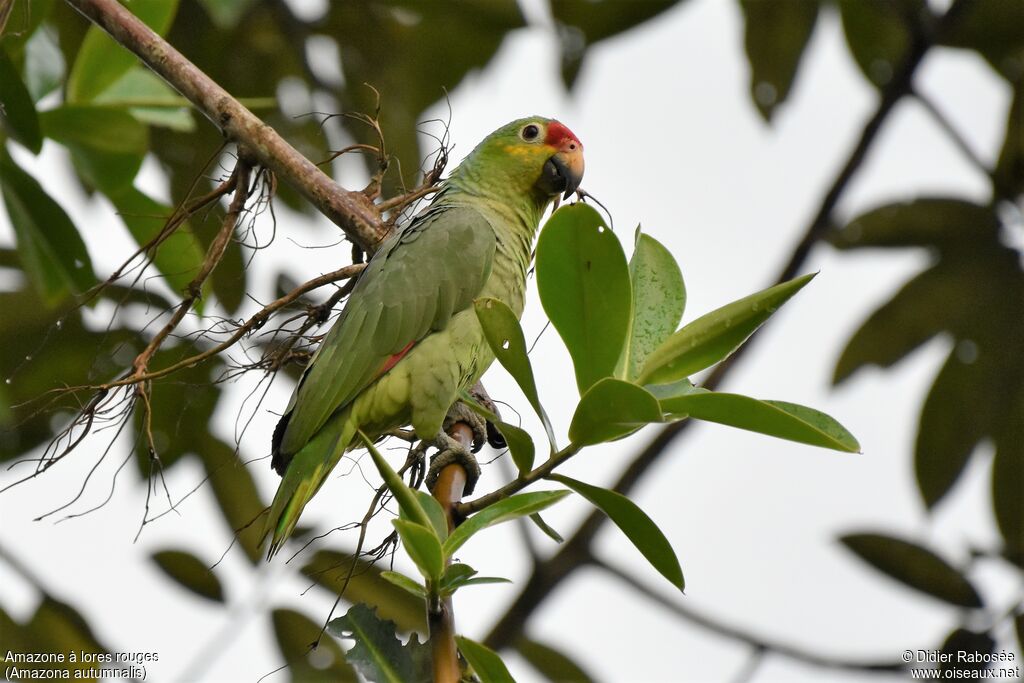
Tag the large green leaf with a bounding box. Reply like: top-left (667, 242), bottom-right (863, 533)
top-left (274, 609), bottom-right (358, 682)
top-left (39, 105), bottom-right (147, 192)
top-left (552, 474), bottom-right (684, 590)
top-left (940, 0), bottom-right (1024, 83)
top-left (938, 628), bottom-right (996, 680)
top-left (515, 637), bottom-right (597, 683)
top-left (302, 549), bottom-right (426, 633)
top-left (537, 204), bottom-right (632, 394)
top-left (198, 438), bottom-right (265, 563)
top-left (828, 198), bottom-right (1001, 251)
top-left (393, 519), bottom-right (444, 582)
top-left (326, 604), bottom-right (416, 683)
top-left (994, 80), bottom-right (1023, 197)
top-left (622, 230), bottom-right (685, 381)
top-left (662, 390), bottom-right (860, 452)
top-left (568, 378), bottom-right (662, 446)
top-left (94, 67), bottom-right (195, 132)
top-left (66, 0), bottom-right (180, 102)
top-left (150, 549), bottom-right (224, 602)
top-left (837, 0), bottom-right (922, 88)
top-left (361, 432), bottom-right (434, 531)
top-left (739, 0), bottom-right (818, 121)
top-left (840, 533), bottom-right (983, 608)
top-left (443, 490), bottom-right (570, 557)
top-left (992, 380), bottom-right (1023, 567)
top-left (456, 636), bottom-right (515, 683)
top-left (475, 297), bottom-right (555, 450)
top-left (0, 46), bottom-right (42, 152)
top-left (637, 273), bottom-right (815, 385)
top-left (0, 152), bottom-right (95, 305)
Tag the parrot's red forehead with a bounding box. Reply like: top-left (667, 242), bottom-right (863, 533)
top-left (545, 121), bottom-right (582, 148)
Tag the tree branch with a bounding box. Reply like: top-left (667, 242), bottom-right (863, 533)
top-left (64, 0), bottom-right (386, 253)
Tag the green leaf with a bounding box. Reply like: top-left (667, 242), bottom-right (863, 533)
top-left (552, 475), bottom-right (684, 590)
top-left (393, 519), bottom-right (444, 582)
top-left (302, 549), bottom-right (426, 632)
top-left (460, 390), bottom-right (536, 475)
top-left (39, 105), bottom-right (147, 192)
top-left (198, 438), bottom-right (265, 563)
top-left (537, 203), bottom-right (632, 394)
top-left (95, 67), bottom-right (195, 131)
top-left (407, 489), bottom-right (449, 541)
top-left (150, 549), bottom-right (224, 602)
top-left (475, 297), bottom-right (556, 450)
top-left (829, 198), bottom-right (1001, 251)
top-left (940, 0), bottom-right (1024, 83)
top-left (994, 80), bottom-right (1023, 197)
top-left (529, 513), bottom-right (564, 544)
top-left (739, 0), bottom-right (818, 121)
top-left (568, 378), bottom-right (662, 446)
top-left (662, 391), bottom-right (860, 452)
top-left (439, 563), bottom-right (510, 598)
top-left (198, 0), bottom-right (258, 29)
top-left (837, 0), bottom-right (922, 88)
top-left (273, 609), bottom-right (358, 682)
top-left (638, 273), bottom-right (815, 385)
top-left (840, 533), bottom-right (983, 608)
top-left (515, 637), bottom-right (597, 683)
top-left (0, 152), bottom-right (95, 305)
top-left (108, 186), bottom-right (207, 298)
top-left (380, 571), bottom-right (427, 599)
top-left (0, 47), bottom-right (42, 152)
top-left (938, 628), bottom-right (996, 680)
top-left (443, 490), bottom-right (570, 557)
top-left (992, 383), bottom-right (1023, 566)
top-left (327, 604), bottom-right (415, 683)
top-left (456, 636), bottom-right (515, 683)
top-left (67, 0), bottom-right (180, 102)
top-left (23, 26), bottom-right (65, 102)
top-left (623, 231), bottom-right (685, 381)
top-left (0, 0), bottom-right (55, 55)
top-left (360, 432), bottom-right (433, 531)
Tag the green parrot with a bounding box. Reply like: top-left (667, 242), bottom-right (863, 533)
top-left (262, 117), bottom-right (585, 558)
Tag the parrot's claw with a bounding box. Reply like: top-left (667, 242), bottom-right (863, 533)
top-left (442, 400), bottom-right (489, 453)
top-left (425, 431), bottom-right (481, 496)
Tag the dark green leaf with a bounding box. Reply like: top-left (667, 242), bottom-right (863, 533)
top-left (515, 637), bottom-right (597, 683)
top-left (840, 533), bottom-right (983, 608)
top-left (22, 597), bottom-right (109, 677)
top-left (444, 490), bottom-right (570, 557)
top-left (993, 382), bottom-right (1023, 566)
top-left (994, 80), bottom-right (1023, 197)
top-left (456, 636), bottom-right (515, 683)
top-left (1015, 613), bottom-right (1024, 654)
top-left (361, 433), bottom-right (433, 530)
top-left (108, 186), bottom-right (207, 298)
top-left (940, 0), bottom-right (1024, 82)
top-left (623, 230), bottom-right (685, 380)
top-left (0, 152), bottom-right (95, 305)
top-left (39, 104), bottom-right (147, 192)
top-left (475, 297), bottom-right (556, 450)
top-left (302, 549), bottom-right (426, 632)
top-left (380, 570), bottom-right (428, 599)
top-left (662, 390), bottom-right (860, 452)
top-left (529, 513), bottom-right (564, 544)
top-left (393, 519), bottom-right (444, 581)
top-left (638, 273), bottom-right (815, 385)
top-left (273, 609), bottom-right (358, 682)
top-left (537, 204), bottom-right (632, 394)
top-left (551, 0), bottom-right (682, 88)
top-left (739, 0), bottom-right (818, 120)
top-left (568, 378), bottom-right (662, 445)
top-left (327, 604), bottom-right (415, 683)
top-left (461, 390), bottom-right (536, 475)
top-left (829, 198), bottom-right (1000, 251)
top-left (197, 438), bottom-right (265, 563)
top-left (198, 0), bottom-right (258, 29)
top-left (66, 0), bottom-right (180, 102)
top-left (552, 474), bottom-right (684, 590)
top-left (938, 628), bottom-right (995, 680)
top-left (837, 0), bottom-right (923, 88)
top-left (0, 0), bottom-right (55, 55)
top-left (0, 46), bottom-right (42, 152)
top-left (150, 549), bottom-right (224, 602)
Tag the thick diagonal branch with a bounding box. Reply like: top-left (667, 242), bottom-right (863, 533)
top-left (65, 0), bottom-right (385, 253)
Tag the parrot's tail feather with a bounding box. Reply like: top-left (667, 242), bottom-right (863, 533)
top-left (262, 410), bottom-right (356, 560)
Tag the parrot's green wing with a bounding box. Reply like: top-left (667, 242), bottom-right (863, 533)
top-left (275, 204), bottom-right (496, 462)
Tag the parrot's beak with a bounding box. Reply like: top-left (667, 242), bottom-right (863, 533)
top-left (541, 143), bottom-right (585, 199)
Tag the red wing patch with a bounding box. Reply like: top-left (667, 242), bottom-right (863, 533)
top-left (375, 340), bottom-right (416, 379)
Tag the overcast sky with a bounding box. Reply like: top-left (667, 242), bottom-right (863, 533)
top-left (0, 1), bottom-right (1017, 681)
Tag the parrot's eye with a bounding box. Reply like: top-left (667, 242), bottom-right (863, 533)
top-left (521, 124), bottom-right (540, 141)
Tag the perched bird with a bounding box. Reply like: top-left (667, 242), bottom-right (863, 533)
top-left (263, 117), bottom-right (584, 558)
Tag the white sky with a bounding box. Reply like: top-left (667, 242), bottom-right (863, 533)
top-left (1, 1), bottom-right (1018, 682)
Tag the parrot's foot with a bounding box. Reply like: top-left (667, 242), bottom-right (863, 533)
top-left (425, 431), bottom-right (481, 496)
top-left (442, 400), bottom-right (488, 453)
